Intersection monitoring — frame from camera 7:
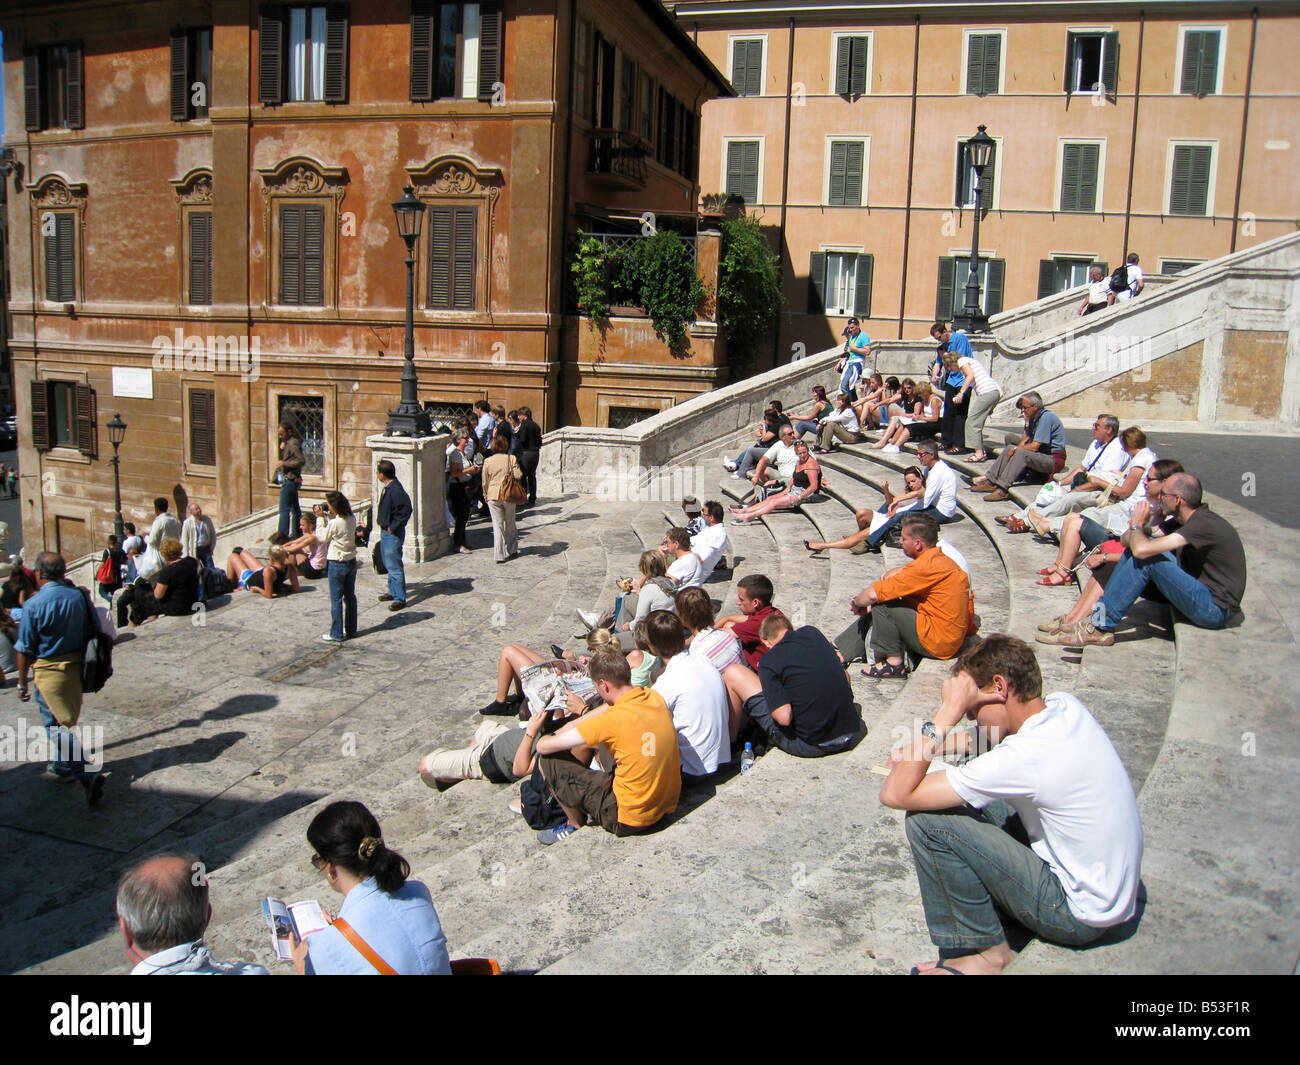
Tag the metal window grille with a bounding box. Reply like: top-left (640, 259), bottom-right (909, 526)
top-left (422, 400), bottom-right (476, 433)
top-left (608, 406), bottom-right (659, 430)
top-left (278, 395), bottom-right (325, 475)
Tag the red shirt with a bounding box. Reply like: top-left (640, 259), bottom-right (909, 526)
top-left (730, 604), bottom-right (779, 668)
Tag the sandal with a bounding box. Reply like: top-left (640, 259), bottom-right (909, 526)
top-left (862, 661), bottom-right (909, 679)
top-left (1035, 564), bottom-right (1072, 587)
top-left (970, 451), bottom-right (990, 462)
top-left (1003, 517), bottom-right (1032, 534)
top-left (803, 540), bottom-right (824, 553)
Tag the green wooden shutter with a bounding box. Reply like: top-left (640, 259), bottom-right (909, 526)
top-left (47, 213), bottom-right (76, 303)
top-left (1037, 260), bottom-right (1057, 299)
top-left (981, 34), bottom-right (1001, 95)
top-left (1063, 32), bottom-right (1076, 93)
top-left (451, 207), bottom-right (476, 309)
top-left (323, 5), bottom-right (349, 103)
top-left (975, 143), bottom-right (995, 211)
top-left (1170, 145), bottom-right (1212, 215)
top-left (1101, 32), bottom-right (1119, 94)
top-left (850, 37), bottom-right (868, 95)
top-left (280, 205), bottom-right (301, 303)
top-left (31, 380), bottom-right (51, 452)
top-left (190, 388), bottom-right (217, 467)
top-left (808, 252), bottom-right (826, 313)
top-left (428, 206), bottom-right (451, 307)
top-left (410, 0), bottom-right (434, 100)
top-left (259, 5), bottom-right (285, 105)
top-left (75, 383), bottom-right (97, 458)
top-left (302, 206), bottom-right (325, 304)
top-left (171, 29), bottom-right (190, 120)
top-left (1182, 30), bottom-right (1219, 96)
top-left (727, 141), bottom-right (758, 205)
top-left (936, 259), bottom-right (956, 319)
top-left (984, 259), bottom-right (1005, 315)
top-left (477, 0), bottom-right (503, 102)
top-left (745, 40), bottom-right (762, 96)
top-left (835, 36), bottom-right (851, 95)
top-left (828, 141), bottom-right (847, 205)
top-left (24, 49), bottom-right (43, 131)
top-left (65, 42), bottom-right (85, 128)
top-left (1196, 31), bottom-right (1219, 96)
top-left (1061, 143), bottom-right (1098, 212)
top-left (189, 211), bottom-right (213, 305)
top-left (844, 141), bottom-right (864, 205)
top-left (853, 254), bottom-right (873, 318)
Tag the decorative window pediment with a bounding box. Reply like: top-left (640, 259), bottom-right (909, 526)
top-left (258, 156), bottom-right (348, 308)
top-left (170, 167), bottom-right (213, 205)
top-left (28, 174), bottom-right (87, 303)
top-left (257, 156), bottom-right (348, 202)
top-left (28, 173), bottom-right (87, 210)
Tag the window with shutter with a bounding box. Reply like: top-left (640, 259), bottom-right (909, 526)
top-left (188, 211), bottom-right (213, 305)
top-left (189, 389), bottom-right (217, 468)
top-left (941, 257), bottom-right (1006, 317)
top-left (75, 383), bottom-right (98, 458)
top-left (1065, 31), bottom-right (1117, 95)
top-left (279, 204), bottom-right (325, 305)
top-left (30, 380), bottom-right (51, 452)
top-left (261, 5), bottom-right (349, 104)
top-left (323, 5), bottom-right (349, 102)
top-left (966, 33), bottom-right (1001, 96)
top-left (618, 52), bottom-right (635, 131)
top-left (1180, 29), bottom-right (1221, 96)
top-left (1169, 144), bottom-right (1213, 216)
top-left (956, 140), bottom-right (996, 211)
top-left (1060, 142), bottom-right (1100, 212)
top-left (411, 0), bottom-right (435, 100)
top-left (171, 30), bottom-right (190, 120)
top-left (853, 255), bottom-right (874, 318)
top-left (638, 72), bottom-right (654, 143)
top-left (827, 140), bottom-right (865, 206)
top-left (808, 252), bottom-right (827, 314)
top-left (43, 212), bottom-right (77, 303)
top-left (725, 141), bottom-right (760, 205)
top-left (23, 42), bottom-right (83, 130)
top-left (427, 205), bottom-right (478, 310)
top-left (572, 18), bottom-right (590, 118)
top-left (834, 35), bottom-right (868, 97)
top-left (477, 1), bottom-right (503, 102)
top-left (259, 6), bottom-right (285, 104)
top-left (731, 38), bottom-right (763, 97)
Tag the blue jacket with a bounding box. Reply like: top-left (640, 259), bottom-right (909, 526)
top-left (377, 479), bottom-right (413, 539)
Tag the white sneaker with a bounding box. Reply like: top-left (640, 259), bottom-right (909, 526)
top-left (576, 609), bottom-right (600, 631)
top-left (507, 797), bottom-right (524, 815)
top-left (320, 633), bottom-right (344, 643)
top-left (722, 458), bottom-right (737, 472)
top-left (730, 471), bottom-right (742, 480)
top-left (882, 444), bottom-right (901, 454)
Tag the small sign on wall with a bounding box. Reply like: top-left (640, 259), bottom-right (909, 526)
top-left (112, 367), bottom-right (154, 399)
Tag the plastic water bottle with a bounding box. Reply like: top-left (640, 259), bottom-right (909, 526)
top-left (740, 742), bottom-right (755, 774)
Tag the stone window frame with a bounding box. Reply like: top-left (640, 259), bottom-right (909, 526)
top-left (405, 154), bottom-right (502, 321)
top-left (183, 381), bottom-right (219, 478)
top-left (28, 174), bottom-right (88, 306)
top-left (171, 168), bottom-right (214, 307)
top-left (266, 382), bottom-right (337, 491)
top-left (257, 156), bottom-right (348, 311)
top-left (33, 364), bottom-right (93, 465)
top-left (962, 28), bottom-right (1006, 97)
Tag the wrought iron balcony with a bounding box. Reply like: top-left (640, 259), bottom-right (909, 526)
top-left (587, 128), bottom-right (648, 189)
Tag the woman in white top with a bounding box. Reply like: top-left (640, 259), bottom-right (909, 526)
top-left (813, 393), bottom-right (862, 453)
top-left (951, 351), bottom-right (1002, 461)
top-left (316, 491), bottom-right (358, 643)
top-left (872, 381), bottom-right (941, 452)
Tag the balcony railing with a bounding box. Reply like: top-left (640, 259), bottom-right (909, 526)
top-left (587, 128), bottom-right (648, 188)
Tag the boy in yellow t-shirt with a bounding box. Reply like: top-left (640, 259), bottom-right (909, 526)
top-left (531, 646), bottom-right (680, 845)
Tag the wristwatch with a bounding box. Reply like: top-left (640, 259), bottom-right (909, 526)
top-left (921, 721), bottom-right (940, 742)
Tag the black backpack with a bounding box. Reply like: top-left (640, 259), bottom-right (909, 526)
top-left (1108, 264), bottom-right (1130, 293)
top-left (203, 566), bottom-right (232, 599)
top-left (78, 588), bottom-right (114, 693)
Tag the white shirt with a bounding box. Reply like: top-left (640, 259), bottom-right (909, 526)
top-left (826, 405), bottom-right (860, 433)
top-left (946, 692), bottom-right (1143, 928)
top-left (667, 551), bottom-right (703, 589)
top-left (938, 539), bottom-right (970, 580)
top-left (131, 940), bottom-right (268, 976)
top-left (689, 627), bottom-right (746, 673)
top-left (653, 653), bottom-right (730, 776)
top-left (762, 440), bottom-right (798, 481)
top-left (1088, 277), bottom-right (1110, 305)
top-left (922, 460), bottom-right (959, 518)
top-left (957, 355), bottom-right (999, 397)
top-left (1081, 437), bottom-right (1129, 483)
top-left (1115, 263), bottom-right (1144, 300)
top-left (691, 521), bottom-right (729, 580)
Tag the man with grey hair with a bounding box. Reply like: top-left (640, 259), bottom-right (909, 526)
top-left (1078, 263), bottom-right (1111, 315)
top-left (969, 392), bottom-right (1067, 502)
top-left (1009, 413), bottom-right (1128, 529)
top-left (117, 853), bottom-right (267, 975)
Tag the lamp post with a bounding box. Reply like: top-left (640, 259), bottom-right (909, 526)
top-left (107, 413), bottom-right (127, 540)
top-left (954, 124), bottom-right (995, 334)
top-left (385, 185), bottom-right (432, 437)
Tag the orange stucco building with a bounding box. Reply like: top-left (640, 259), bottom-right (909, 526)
top-left (669, 0), bottom-right (1299, 357)
top-left (2, 0), bottom-right (729, 559)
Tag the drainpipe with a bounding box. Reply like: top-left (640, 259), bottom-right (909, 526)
top-left (556, 0), bottom-right (578, 427)
top-left (1229, 7), bottom-right (1259, 253)
top-left (1121, 11), bottom-right (1144, 259)
top-left (771, 16), bottom-right (795, 369)
top-left (897, 14), bottom-right (920, 339)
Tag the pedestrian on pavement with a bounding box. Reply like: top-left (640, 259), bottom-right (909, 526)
top-left (14, 552), bottom-right (107, 806)
top-left (481, 436), bottom-right (523, 563)
top-left (317, 492), bottom-right (358, 643)
top-left (376, 460), bottom-right (411, 610)
top-left (514, 406), bottom-right (543, 506)
top-left (276, 421), bottom-right (304, 539)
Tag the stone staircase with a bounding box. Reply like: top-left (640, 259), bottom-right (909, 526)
top-left (2, 425), bottom-right (1293, 974)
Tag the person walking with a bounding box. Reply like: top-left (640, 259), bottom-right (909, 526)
top-left (276, 421), bottom-right (305, 539)
top-left (317, 492), bottom-right (358, 643)
top-left (15, 552), bottom-right (107, 806)
top-left (514, 406), bottom-right (543, 506)
top-left (481, 436), bottom-right (523, 564)
top-left (375, 460), bottom-right (411, 611)
top-left (446, 431), bottom-right (474, 554)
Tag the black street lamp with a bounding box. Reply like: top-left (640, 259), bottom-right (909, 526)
top-left (385, 185), bottom-right (432, 437)
top-left (954, 124), bottom-right (995, 334)
top-left (107, 413), bottom-right (127, 540)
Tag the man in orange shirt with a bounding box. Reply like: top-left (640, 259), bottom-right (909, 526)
top-left (531, 647), bottom-right (680, 845)
top-left (845, 513), bottom-right (972, 678)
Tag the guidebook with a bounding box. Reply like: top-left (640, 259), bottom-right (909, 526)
top-left (261, 897), bottom-right (330, 960)
top-left (518, 660), bottom-right (599, 717)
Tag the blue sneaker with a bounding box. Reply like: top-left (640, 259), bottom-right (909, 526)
top-left (537, 822), bottom-right (581, 846)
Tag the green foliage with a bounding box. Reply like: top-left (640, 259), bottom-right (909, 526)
top-left (717, 214), bottom-right (782, 368)
top-left (570, 232), bottom-right (610, 329)
top-left (619, 230), bottom-right (706, 353)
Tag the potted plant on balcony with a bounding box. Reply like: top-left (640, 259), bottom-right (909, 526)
top-left (570, 232), bottom-right (611, 331)
top-left (620, 229), bottom-right (707, 354)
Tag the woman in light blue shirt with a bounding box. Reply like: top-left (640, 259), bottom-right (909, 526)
top-left (292, 801), bottom-right (451, 975)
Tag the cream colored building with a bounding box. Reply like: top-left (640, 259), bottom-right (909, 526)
top-left (669, 0), bottom-right (1300, 359)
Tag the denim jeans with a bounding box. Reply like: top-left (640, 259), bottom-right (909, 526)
top-left (904, 801), bottom-right (1104, 954)
top-left (327, 559), bottom-right (358, 639)
top-left (278, 478), bottom-right (301, 538)
top-left (35, 686), bottom-right (95, 783)
top-left (380, 531), bottom-right (406, 603)
top-left (1094, 551), bottom-right (1233, 632)
top-left (734, 445), bottom-right (770, 479)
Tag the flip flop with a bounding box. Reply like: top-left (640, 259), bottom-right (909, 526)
top-left (910, 962), bottom-right (965, 975)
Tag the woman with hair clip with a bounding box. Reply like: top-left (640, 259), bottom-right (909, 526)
top-left (291, 800), bottom-right (451, 975)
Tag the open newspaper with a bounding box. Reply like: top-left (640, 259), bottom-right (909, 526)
top-left (261, 897), bottom-right (330, 961)
top-left (518, 659), bottom-right (598, 717)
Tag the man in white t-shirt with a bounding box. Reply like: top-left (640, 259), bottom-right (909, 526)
top-left (645, 611), bottom-right (730, 782)
top-left (864, 441), bottom-right (958, 551)
top-left (1014, 414), bottom-right (1127, 531)
top-left (690, 501), bottom-right (729, 580)
top-left (880, 634), bottom-right (1142, 975)
top-left (1110, 252), bottom-right (1145, 303)
top-left (661, 527), bottom-right (703, 588)
top-left (1078, 264), bottom-right (1111, 315)
top-left (750, 425), bottom-right (798, 493)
